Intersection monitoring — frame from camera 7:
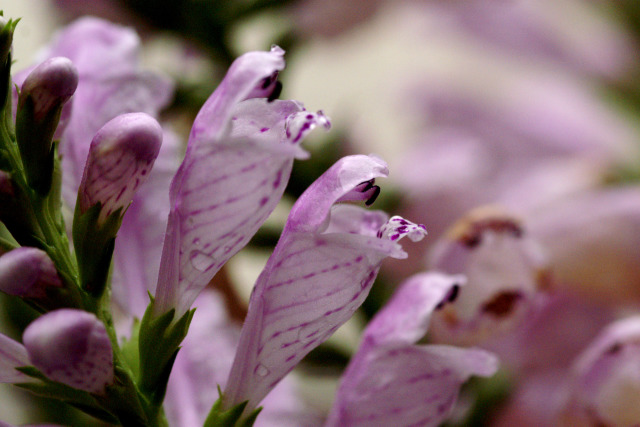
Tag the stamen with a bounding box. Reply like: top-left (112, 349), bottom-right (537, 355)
top-left (267, 81), bottom-right (283, 102)
top-left (365, 185), bottom-right (381, 206)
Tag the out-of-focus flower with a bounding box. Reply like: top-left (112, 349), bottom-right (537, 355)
top-left (326, 272), bottom-right (498, 426)
top-left (222, 154), bottom-right (427, 413)
top-left (22, 309), bottom-right (113, 394)
top-left (0, 334), bottom-right (32, 384)
top-left (154, 46), bottom-right (330, 316)
top-left (0, 247), bottom-right (62, 298)
top-left (427, 206), bottom-right (550, 346)
top-left (560, 316), bottom-right (640, 426)
top-left (420, 0), bottom-right (635, 78)
top-left (528, 187), bottom-right (640, 306)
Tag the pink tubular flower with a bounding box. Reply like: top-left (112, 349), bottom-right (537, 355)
top-left (560, 316), bottom-right (640, 426)
top-left (22, 309), bottom-right (113, 394)
top-left (76, 112), bottom-right (163, 223)
top-left (0, 247), bottom-right (62, 298)
top-left (326, 272), bottom-right (498, 427)
top-left (222, 154), bottom-right (427, 413)
top-left (154, 46), bottom-right (330, 315)
top-left (427, 206), bottom-right (550, 346)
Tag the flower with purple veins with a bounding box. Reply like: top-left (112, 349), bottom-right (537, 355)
top-left (222, 154), bottom-right (428, 414)
top-left (326, 272), bottom-right (498, 427)
top-left (154, 45), bottom-right (330, 316)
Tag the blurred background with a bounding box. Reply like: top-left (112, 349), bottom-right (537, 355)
top-left (3, 0), bottom-right (640, 425)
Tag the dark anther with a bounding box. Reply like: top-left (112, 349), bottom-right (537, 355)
top-left (447, 284), bottom-right (460, 303)
top-left (365, 185), bottom-right (381, 206)
top-left (267, 81), bottom-right (283, 102)
top-left (261, 72), bottom-right (277, 89)
top-left (435, 284), bottom-right (460, 310)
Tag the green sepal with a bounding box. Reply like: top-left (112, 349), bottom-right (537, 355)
top-left (138, 295), bottom-right (195, 405)
top-left (0, 172), bottom-right (43, 247)
top-left (15, 366), bottom-right (120, 424)
top-left (15, 92), bottom-right (62, 195)
top-left (0, 17), bottom-right (18, 114)
top-left (203, 390), bottom-right (263, 427)
top-left (72, 202), bottom-right (123, 299)
top-left (0, 220), bottom-right (19, 252)
top-left (120, 317), bottom-right (142, 379)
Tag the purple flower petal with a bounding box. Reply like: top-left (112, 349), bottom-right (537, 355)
top-left (327, 273), bottom-right (498, 427)
top-left (11, 17), bottom-right (174, 214)
top-left (0, 247), bottom-right (62, 298)
top-left (562, 316), bottom-right (640, 426)
top-left (223, 155), bottom-right (427, 412)
top-left (76, 113), bottom-right (163, 223)
top-left (22, 309), bottom-right (113, 394)
top-left (427, 206), bottom-right (550, 346)
top-left (154, 48), bottom-right (330, 315)
top-left (110, 129), bottom-right (182, 319)
top-left (0, 334), bottom-right (32, 384)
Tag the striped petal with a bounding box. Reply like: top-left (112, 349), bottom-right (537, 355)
top-left (223, 155), bottom-right (427, 412)
top-left (327, 272), bottom-right (498, 427)
top-left (154, 49), bottom-right (330, 315)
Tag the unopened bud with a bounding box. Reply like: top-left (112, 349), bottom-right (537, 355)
top-left (0, 247), bottom-right (62, 298)
top-left (16, 57), bottom-right (78, 194)
top-left (428, 206), bottom-right (551, 346)
top-left (18, 57), bottom-right (78, 120)
top-left (23, 309), bottom-right (113, 394)
top-left (76, 112), bottom-right (162, 223)
top-left (73, 113), bottom-right (162, 297)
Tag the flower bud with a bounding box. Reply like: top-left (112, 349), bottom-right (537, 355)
top-left (561, 316), bottom-right (640, 426)
top-left (76, 112), bottom-right (163, 223)
top-left (73, 112), bottom-right (162, 297)
top-left (18, 57), bottom-right (78, 121)
top-left (428, 206), bottom-right (551, 346)
top-left (0, 247), bottom-right (62, 298)
top-left (15, 57), bottom-right (78, 195)
top-left (22, 309), bottom-right (113, 394)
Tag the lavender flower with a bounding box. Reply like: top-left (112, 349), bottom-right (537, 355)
top-left (12, 17), bottom-right (174, 212)
top-left (222, 154), bottom-right (427, 413)
top-left (154, 46), bottom-right (330, 315)
top-left (22, 309), bottom-right (113, 394)
top-left (0, 247), bottom-right (62, 298)
top-left (0, 334), bottom-right (32, 384)
top-left (326, 272), bottom-right (498, 426)
top-left (164, 291), bottom-right (316, 427)
top-left (561, 316), bottom-right (640, 426)
top-left (427, 206), bottom-right (550, 346)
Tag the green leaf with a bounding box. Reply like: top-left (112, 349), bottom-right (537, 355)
top-left (72, 202), bottom-right (123, 300)
top-left (204, 390), bottom-right (263, 427)
top-left (138, 296), bottom-right (194, 406)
